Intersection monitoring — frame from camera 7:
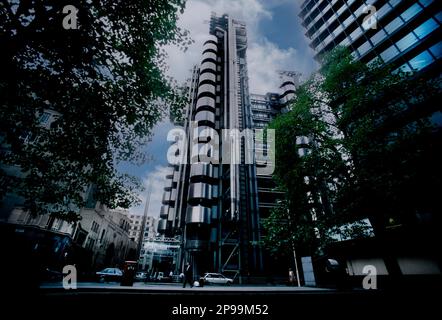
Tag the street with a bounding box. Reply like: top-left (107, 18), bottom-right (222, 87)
top-left (41, 281), bottom-right (331, 292)
top-left (0, 281), bottom-right (428, 319)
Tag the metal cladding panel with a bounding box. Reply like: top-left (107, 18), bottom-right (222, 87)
top-left (190, 163), bottom-right (215, 179)
top-left (202, 51), bottom-right (217, 62)
top-left (281, 83), bottom-right (296, 92)
top-left (191, 143), bottom-right (218, 164)
top-left (196, 96), bottom-right (216, 111)
top-left (199, 72), bottom-right (217, 84)
top-left (185, 239), bottom-right (209, 251)
top-left (164, 178), bottom-right (173, 190)
top-left (185, 205), bottom-right (211, 224)
top-left (205, 35), bottom-right (218, 43)
top-left (171, 189), bottom-right (177, 202)
top-left (192, 125), bottom-right (216, 143)
top-left (188, 182), bottom-right (212, 200)
top-left (162, 191), bottom-right (174, 204)
top-left (195, 110), bottom-right (215, 124)
top-left (203, 42), bottom-right (218, 52)
top-left (160, 205), bottom-right (169, 218)
top-left (198, 83), bottom-right (216, 97)
top-left (200, 61), bottom-right (217, 72)
top-left (157, 219), bottom-right (167, 232)
top-left (162, 191), bottom-right (170, 202)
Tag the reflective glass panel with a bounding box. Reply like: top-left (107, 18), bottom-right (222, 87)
top-left (408, 50), bottom-right (434, 70)
top-left (413, 18), bottom-right (439, 39)
top-left (396, 32), bottom-right (418, 52)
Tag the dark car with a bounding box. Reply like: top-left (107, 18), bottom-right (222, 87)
top-left (96, 268), bottom-right (123, 282)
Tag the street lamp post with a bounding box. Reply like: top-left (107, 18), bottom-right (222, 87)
top-left (291, 239), bottom-right (301, 287)
top-left (287, 205), bottom-right (301, 287)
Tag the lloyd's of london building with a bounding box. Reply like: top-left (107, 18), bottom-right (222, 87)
top-left (156, 13), bottom-right (300, 282)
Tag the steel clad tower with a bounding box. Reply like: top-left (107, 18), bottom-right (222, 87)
top-left (157, 13), bottom-right (300, 282)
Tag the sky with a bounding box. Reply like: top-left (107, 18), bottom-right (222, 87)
top-left (123, 0), bottom-right (317, 217)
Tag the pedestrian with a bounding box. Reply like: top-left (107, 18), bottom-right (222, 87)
top-left (182, 262), bottom-right (193, 288)
top-left (288, 268), bottom-right (295, 286)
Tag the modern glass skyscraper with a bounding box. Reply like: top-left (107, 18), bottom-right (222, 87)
top-left (299, 0), bottom-right (441, 74)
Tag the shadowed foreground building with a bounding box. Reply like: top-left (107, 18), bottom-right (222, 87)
top-left (298, 0), bottom-right (442, 286)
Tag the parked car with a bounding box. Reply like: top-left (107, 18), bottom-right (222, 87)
top-left (96, 268), bottom-right (123, 282)
top-left (200, 273), bottom-right (233, 286)
top-left (156, 271), bottom-right (173, 282)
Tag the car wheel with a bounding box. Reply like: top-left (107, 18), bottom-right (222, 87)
top-left (226, 281), bottom-right (232, 286)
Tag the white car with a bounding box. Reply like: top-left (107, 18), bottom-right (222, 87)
top-left (201, 273), bottom-right (233, 285)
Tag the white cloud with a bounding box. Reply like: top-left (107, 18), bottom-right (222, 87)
top-left (247, 39), bottom-right (319, 93)
top-left (247, 40), bottom-right (296, 93)
top-left (165, 0), bottom-right (272, 84)
top-left (165, 0), bottom-right (317, 94)
top-left (130, 165), bottom-right (170, 217)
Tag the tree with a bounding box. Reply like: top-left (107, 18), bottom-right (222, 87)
top-left (0, 0), bottom-right (192, 221)
top-left (262, 47), bottom-right (441, 258)
top-left (263, 78), bottom-right (351, 257)
top-left (320, 47), bottom-right (442, 234)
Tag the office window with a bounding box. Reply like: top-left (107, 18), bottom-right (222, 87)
top-left (351, 50), bottom-right (360, 59)
top-left (396, 32), bottom-right (419, 52)
top-left (339, 36), bottom-right (350, 47)
top-left (408, 50), bottom-right (434, 70)
top-left (371, 29), bottom-right (387, 45)
top-left (39, 112), bottom-right (51, 124)
top-left (419, 0), bottom-right (434, 8)
top-left (429, 41), bottom-right (442, 59)
top-left (377, 3), bottom-right (392, 20)
top-left (91, 221), bottom-right (99, 233)
top-left (385, 17), bottom-right (403, 35)
top-left (396, 63), bottom-right (413, 73)
top-left (357, 41), bottom-right (373, 56)
top-left (333, 24), bottom-right (343, 37)
top-left (323, 32), bottom-right (334, 46)
top-left (349, 26), bottom-right (363, 41)
top-left (368, 56), bottom-right (383, 66)
top-left (380, 45), bottom-right (400, 63)
top-left (389, 0), bottom-right (402, 7)
top-left (435, 11), bottom-right (442, 23)
top-left (413, 18), bottom-right (439, 39)
top-left (342, 15), bottom-right (354, 28)
top-left (400, 4), bottom-right (422, 22)
top-left (336, 4), bottom-right (346, 16)
top-left (99, 229), bottom-right (105, 242)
